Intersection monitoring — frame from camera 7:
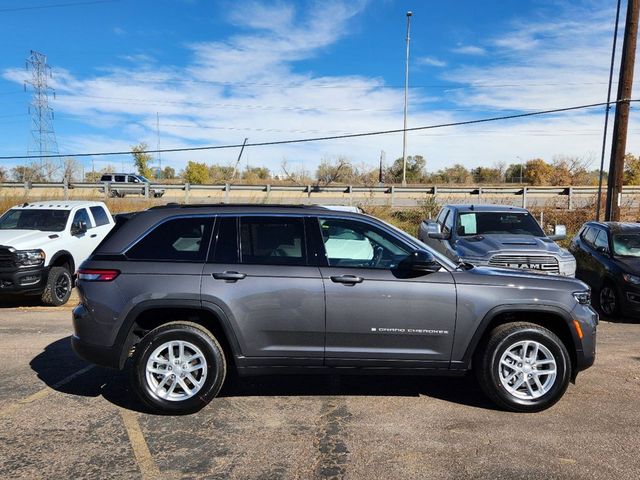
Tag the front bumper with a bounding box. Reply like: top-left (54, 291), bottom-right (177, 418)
top-left (0, 266), bottom-right (47, 295)
top-left (571, 303), bottom-right (598, 373)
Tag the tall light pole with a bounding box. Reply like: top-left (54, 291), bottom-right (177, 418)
top-left (401, 11), bottom-right (412, 187)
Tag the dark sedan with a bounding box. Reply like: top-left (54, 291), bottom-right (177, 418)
top-left (569, 221), bottom-right (640, 317)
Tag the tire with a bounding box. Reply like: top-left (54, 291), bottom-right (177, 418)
top-left (131, 322), bottom-right (227, 414)
top-left (41, 266), bottom-right (73, 306)
top-left (475, 322), bottom-right (571, 412)
top-left (598, 282), bottom-right (620, 318)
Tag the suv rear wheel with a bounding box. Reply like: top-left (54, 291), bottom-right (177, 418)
top-left (131, 322), bottom-right (226, 414)
top-left (475, 322), bottom-right (571, 412)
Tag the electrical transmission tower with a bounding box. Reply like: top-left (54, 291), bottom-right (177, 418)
top-left (25, 50), bottom-right (59, 177)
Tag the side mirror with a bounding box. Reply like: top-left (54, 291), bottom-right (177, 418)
top-left (548, 224), bottom-right (566, 241)
top-left (398, 250), bottom-right (441, 274)
top-left (71, 220), bottom-right (87, 236)
top-left (596, 245), bottom-right (610, 256)
top-left (426, 222), bottom-right (450, 240)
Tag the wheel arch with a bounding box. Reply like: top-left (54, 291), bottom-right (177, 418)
top-left (461, 305), bottom-right (578, 375)
top-left (116, 300), bottom-right (242, 371)
top-left (49, 250), bottom-right (75, 273)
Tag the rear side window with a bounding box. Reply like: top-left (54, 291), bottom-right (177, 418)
top-left (240, 217), bottom-right (306, 266)
top-left (90, 206), bottom-right (109, 226)
top-left (114, 175), bottom-right (125, 182)
top-left (127, 217), bottom-right (212, 262)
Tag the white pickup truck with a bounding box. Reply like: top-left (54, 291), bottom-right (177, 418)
top-left (0, 200), bottom-right (114, 305)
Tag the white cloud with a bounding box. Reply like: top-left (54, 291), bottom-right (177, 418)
top-left (452, 45), bottom-right (486, 56)
top-left (417, 56), bottom-right (447, 68)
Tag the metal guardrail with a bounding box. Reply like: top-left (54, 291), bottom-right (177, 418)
top-left (2, 181), bottom-right (640, 208)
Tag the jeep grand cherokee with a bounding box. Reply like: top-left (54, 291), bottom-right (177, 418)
top-left (72, 204), bottom-right (597, 414)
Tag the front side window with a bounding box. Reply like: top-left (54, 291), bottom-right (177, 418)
top-left (114, 175), bottom-right (125, 182)
top-left (456, 212), bottom-right (544, 237)
top-left (0, 209), bottom-right (69, 232)
top-left (72, 208), bottom-right (93, 230)
top-left (612, 233), bottom-right (640, 257)
top-left (319, 217), bottom-right (411, 269)
top-left (240, 217), bottom-right (306, 266)
top-left (127, 217), bottom-right (212, 261)
top-left (583, 227), bottom-right (598, 247)
top-left (594, 231), bottom-right (609, 251)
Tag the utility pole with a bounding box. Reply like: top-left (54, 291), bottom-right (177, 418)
top-left (605, 0), bottom-right (639, 221)
top-left (25, 50), bottom-right (58, 178)
top-left (156, 112), bottom-right (162, 180)
top-left (379, 150), bottom-right (386, 184)
top-left (401, 11), bottom-right (412, 187)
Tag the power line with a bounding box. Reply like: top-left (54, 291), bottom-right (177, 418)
top-left (0, 0), bottom-right (117, 13)
top-left (0, 99), bottom-right (636, 161)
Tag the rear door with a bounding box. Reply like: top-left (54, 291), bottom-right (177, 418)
top-left (315, 216), bottom-right (457, 367)
top-left (200, 215), bottom-right (325, 365)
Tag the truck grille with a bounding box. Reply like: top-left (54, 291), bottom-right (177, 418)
top-left (488, 255), bottom-right (559, 274)
top-left (0, 247), bottom-right (16, 271)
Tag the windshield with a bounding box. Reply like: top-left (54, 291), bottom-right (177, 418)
top-left (457, 212), bottom-right (544, 237)
top-left (612, 233), bottom-right (640, 257)
top-left (0, 209), bottom-right (70, 232)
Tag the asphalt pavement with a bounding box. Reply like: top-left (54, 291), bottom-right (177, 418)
top-left (0, 296), bottom-right (639, 479)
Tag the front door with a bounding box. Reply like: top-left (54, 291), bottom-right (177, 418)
top-left (314, 216), bottom-right (457, 367)
top-left (200, 215), bottom-right (325, 366)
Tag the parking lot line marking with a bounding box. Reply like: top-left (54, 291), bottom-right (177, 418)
top-left (120, 408), bottom-right (161, 480)
top-left (0, 364), bottom-right (94, 418)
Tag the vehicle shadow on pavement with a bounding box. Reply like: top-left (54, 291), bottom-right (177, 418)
top-left (0, 296), bottom-right (44, 308)
top-left (31, 337), bottom-right (497, 414)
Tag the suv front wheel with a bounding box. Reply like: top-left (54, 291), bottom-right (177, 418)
top-left (475, 322), bottom-right (571, 412)
top-left (131, 322), bottom-right (227, 414)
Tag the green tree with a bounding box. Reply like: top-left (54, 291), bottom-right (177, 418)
top-left (386, 155), bottom-right (426, 183)
top-left (131, 143), bottom-right (153, 179)
top-left (505, 163), bottom-right (525, 182)
top-left (162, 166), bottom-right (176, 180)
top-left (183, 161), bottom-right (210, 184)
top-left (624, 153), bottom-right (640, 185)
top-left (471, 166), bottom-right (502, 184)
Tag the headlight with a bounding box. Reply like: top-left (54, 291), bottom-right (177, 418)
top-left (558, 253), bottom-right (576, 277)
top-left (623, 273), bottom-right (640, 285)
top-left (573, 291), bottom-right (591, 305)
top-left (15, 249), bottom-right (45, 268)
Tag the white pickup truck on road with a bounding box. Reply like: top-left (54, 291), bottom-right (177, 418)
top-left (0, 200), bottom-right (114, 305)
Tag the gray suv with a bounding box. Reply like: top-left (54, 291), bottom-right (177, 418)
top-left (72, 205), bottom-right (597, 414)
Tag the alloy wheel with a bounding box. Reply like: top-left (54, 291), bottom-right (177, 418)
top-left (145, 340), bottom-right (208, 401)
top-left (498, 340), bottom-right (557, 400)
top-left (54, 273), bottom-right (71, 302)
top-left (599, 286), bottom-right (616, 316)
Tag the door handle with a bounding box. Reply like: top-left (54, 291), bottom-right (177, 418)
top-left (212, 271), bottom-right (247, 281)
top-left (330, 274), bottom-right (363, 285)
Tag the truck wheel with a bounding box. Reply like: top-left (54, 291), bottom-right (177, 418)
top-left (131, 322), bottom-right (226, 415)
top-left (41, 266), bottom-right (73, 306)
top-left (475, 322), bottom-right (571, 412)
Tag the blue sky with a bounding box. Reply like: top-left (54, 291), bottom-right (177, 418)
top-left (0, 0), bottom-right (638, 176)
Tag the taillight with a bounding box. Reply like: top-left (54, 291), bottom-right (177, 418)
top-left (77, 269), bottom-right (120, 282)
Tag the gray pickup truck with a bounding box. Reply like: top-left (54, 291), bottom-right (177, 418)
top-left (419, 204), bottom-right (576, 276)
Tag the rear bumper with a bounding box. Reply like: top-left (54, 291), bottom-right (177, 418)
top-left (72, 303), bottom-right (124, 369)
top-left (0, 266), bottom-right (47, 295)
